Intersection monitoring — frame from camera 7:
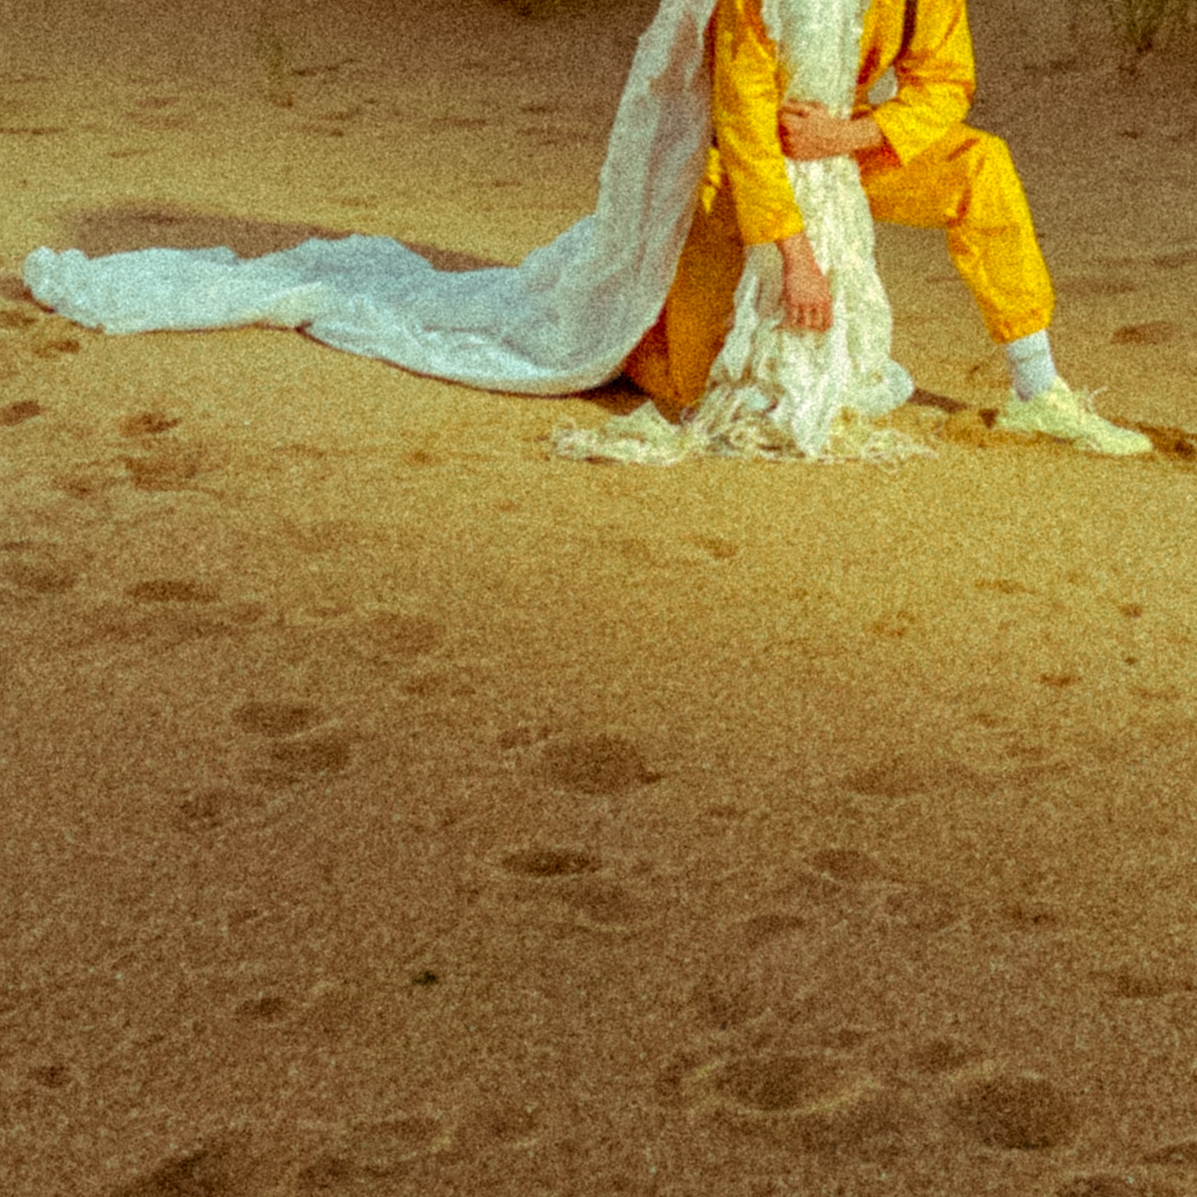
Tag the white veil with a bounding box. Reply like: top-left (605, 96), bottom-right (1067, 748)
top-left (23, 0), bottom-right (719, 396)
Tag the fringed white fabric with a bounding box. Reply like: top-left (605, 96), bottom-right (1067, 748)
top-left (553, 0), bottom-right (932, 467)
top-left (23, 0), bottom-right (719, 397)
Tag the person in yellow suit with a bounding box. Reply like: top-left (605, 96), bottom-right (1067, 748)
top-left (624, 0), bottom-right (1152, 455)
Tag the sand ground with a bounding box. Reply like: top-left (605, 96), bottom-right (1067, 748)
top-left (3, 1), bottom-right (1197, 1194)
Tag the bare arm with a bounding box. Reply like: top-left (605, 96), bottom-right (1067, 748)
top-left (777, 101), bottom-right (886, 161)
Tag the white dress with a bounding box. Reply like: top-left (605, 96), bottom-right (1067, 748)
top-left (553, 0), bottom-right (925, 465)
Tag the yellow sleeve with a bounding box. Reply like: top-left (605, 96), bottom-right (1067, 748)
top-left (711, 0), bottom-right (805, 245)
top-left (869, 0), bottom-right (976, 165)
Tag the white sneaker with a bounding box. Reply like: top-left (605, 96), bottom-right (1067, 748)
top-left (995, 378), bottom-right (1152, 456)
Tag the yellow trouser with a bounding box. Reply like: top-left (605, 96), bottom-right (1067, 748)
top-left (625, 124), bottom-right (1056, 414)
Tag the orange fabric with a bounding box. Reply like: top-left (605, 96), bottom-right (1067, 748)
top-left (622, 157), bottom-right (744, 417)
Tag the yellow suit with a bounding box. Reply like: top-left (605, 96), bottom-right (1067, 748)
top-left (624, 0), bottom-right (1055, 413)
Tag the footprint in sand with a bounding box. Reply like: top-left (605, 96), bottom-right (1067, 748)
top-left (118, 410), bottom-right (182, 438)
top-left (233, 700), bottom-right (320, 738)
top-left (806, 847), bottom-right (887, 883)
top-left (1143, 1139), bottom-right (1197, 1166)
top-left (457, 1099), bottom-right (542, 1154)
top-left (300, 606), bottom-right (445, 672)
top-left (675, 1049), bottom-right (912, 1157)
top-left (999, 900), bottom-right (1065, 932)
top-left (0, 307), bottom-right (38, 330)
top-left (360, 612), bottom-right (443, 665)
top-left (869, 608), bottom-right (917, 638)
top-left (296, 1115), bottom-right (453, 1192)
top-left (878, 883), bottom-right (963, 935)
top-left (232, 699), bottom-right (355, 784)
top-left (947, 1072), bottom-right (1078, 1151)
top-left (501, 846), bottom-right (599, 877)
top-left (1111, 321), bottom-right (1180, 346)
top-left (1040, 672), bottom-right (1082, 689)
top-left (691, 912), bottom-right (842, 1030)
top-left (1056, 276), bottom-right (1138, 297)
top-left (908, 1037), bottom-right (983, 1075)
top-left (535, 733), bottom-right (663, 794)
top-left (0, 541), bottom-right (82, 594)
top-left (266, 733), bottom-right (354, 778)
top-left (714, 1051), bottom-right (865, 1113)
top-left (801, 847), bottom-right (963, 938)
top-left (233, 993), bottom-right (291, 1023)
top-left (0, 399), bottom-right (40, 425)
top-left (557, 876), bottom-right (645, 928)
top-left (121, 442), bottom-right (207, 491)
top-left (1092, 966), bottom-right (1197, 999)
top-left (31, 334), bottom-right (81, 359)
top-left (28, 1062), bottom-right (71, 1089)
top-left (689, 534), bottom-right (739, 561)
top-left (499, 845), bottom-right (644, 930)
top-left (126, 578), bottom-right (220, 604)
top-left (1056, 1177), bottom-right (1177, 1197)
top-left (302, 978), bottom-right (364, 1036)
top-left (975, 577), bottom-right (1036, 596)
top-left (843, 753), bottom-right (995, 799)
top-left (1153, 249), bottom-right (1197, 269)
top-left (694, 849), bottom-right (964, 1029)
top-left (124, 110), bottom-right (194, 132)
top-left (496, 722), bottom-right (553, 751)
top-left (53, 469), bottom-right (117, 499)
top-left (174, 786), bottom-right (252, 833)
top-left (81, 589), bottom-right (263, 652)
top-left (107, 1135), bottom-right (256, 1197)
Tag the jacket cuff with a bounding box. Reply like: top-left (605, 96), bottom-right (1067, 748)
top-left (739, 207), bottom-right (806, 246)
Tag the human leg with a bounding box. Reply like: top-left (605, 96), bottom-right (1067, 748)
top-left (859, 127), bottom-right (1150, 454)
top-left (858, 124), bottom-right (1054, 345)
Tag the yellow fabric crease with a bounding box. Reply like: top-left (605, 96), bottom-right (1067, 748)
top-left (710, 0), bottom-right (804, 246)
top-left (856, 0), bottom-right (976, 166)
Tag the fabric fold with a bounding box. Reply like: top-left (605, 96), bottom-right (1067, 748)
top-left (24, 0), bottom-right (720, 397)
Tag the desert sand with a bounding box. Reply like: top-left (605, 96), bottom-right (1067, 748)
top-left (3, 0), bottom-right (1197, 1193)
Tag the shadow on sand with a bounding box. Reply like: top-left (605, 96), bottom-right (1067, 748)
top-left (51, 198), bottom-right (508, 272)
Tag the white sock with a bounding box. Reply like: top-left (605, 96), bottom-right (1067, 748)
top-left (1005, 329), bottom-right (1057, 401)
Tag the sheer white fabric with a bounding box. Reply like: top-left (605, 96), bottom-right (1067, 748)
top-left (23, 0), bottom-right (930, 465)
top-left (553, 0), bottom-right (930, 466)
top-left (24, 0), bottom-right (718, 396)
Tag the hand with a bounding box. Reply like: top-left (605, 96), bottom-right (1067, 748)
top-left (778, 101), bottom-right (851, 161)
top-left (778, 233), bottom-right (832, 333)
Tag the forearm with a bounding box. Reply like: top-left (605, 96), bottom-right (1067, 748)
top-left (777, 229), bottom-right (819, 263)
top-left (845, 114), bottom-right (885, 155)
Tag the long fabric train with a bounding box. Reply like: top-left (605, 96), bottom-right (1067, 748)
top-left (24, 0), bottom-right (719, 396)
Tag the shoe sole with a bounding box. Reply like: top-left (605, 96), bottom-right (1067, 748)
top-left (995, 417), bottom-right (1152, 456)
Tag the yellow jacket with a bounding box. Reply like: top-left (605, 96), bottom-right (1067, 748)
top-left (711, 0), bottom-right (977, 245)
